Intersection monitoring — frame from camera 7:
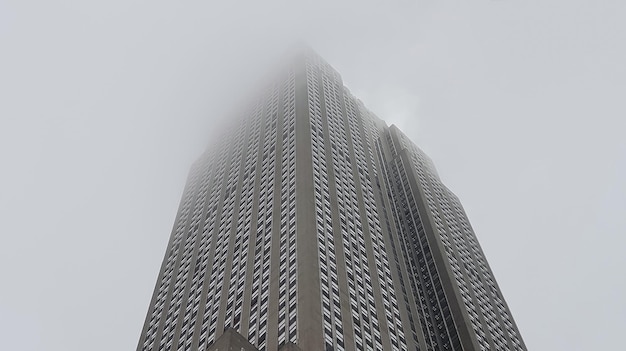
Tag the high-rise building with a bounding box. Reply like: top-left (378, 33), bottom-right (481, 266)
top-left (137, 51), bottom-right (526, 351)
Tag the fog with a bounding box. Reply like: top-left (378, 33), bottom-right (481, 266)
top-left (1, 1), bottom-right (625, 350)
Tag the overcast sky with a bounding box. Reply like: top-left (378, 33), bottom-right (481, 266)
top-left (1, 1), bottom-right (625, 350)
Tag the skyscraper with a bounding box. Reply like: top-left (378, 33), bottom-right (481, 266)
top-left (137, 51), bottom-right (526, 351)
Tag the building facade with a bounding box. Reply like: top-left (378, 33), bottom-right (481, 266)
top-left (137, 51), bottom-right (526, 351)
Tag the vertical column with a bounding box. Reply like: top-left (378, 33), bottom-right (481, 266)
top-left (294, 56), bottom-right (323, 351)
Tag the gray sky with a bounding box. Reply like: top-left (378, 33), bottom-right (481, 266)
top-left (1, 1), bottom-right (624, 350)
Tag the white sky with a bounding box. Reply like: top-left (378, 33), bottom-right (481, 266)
top-left (1, 1), bottom-right (625, 350)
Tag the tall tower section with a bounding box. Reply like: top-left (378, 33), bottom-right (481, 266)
top-left (137, 51), bottom-right (526, 351)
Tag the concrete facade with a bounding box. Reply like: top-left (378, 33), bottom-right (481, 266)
top-left (137, 51), bottom-right (526, 351)
top-left (207, 329), bottom-right (260, 351)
